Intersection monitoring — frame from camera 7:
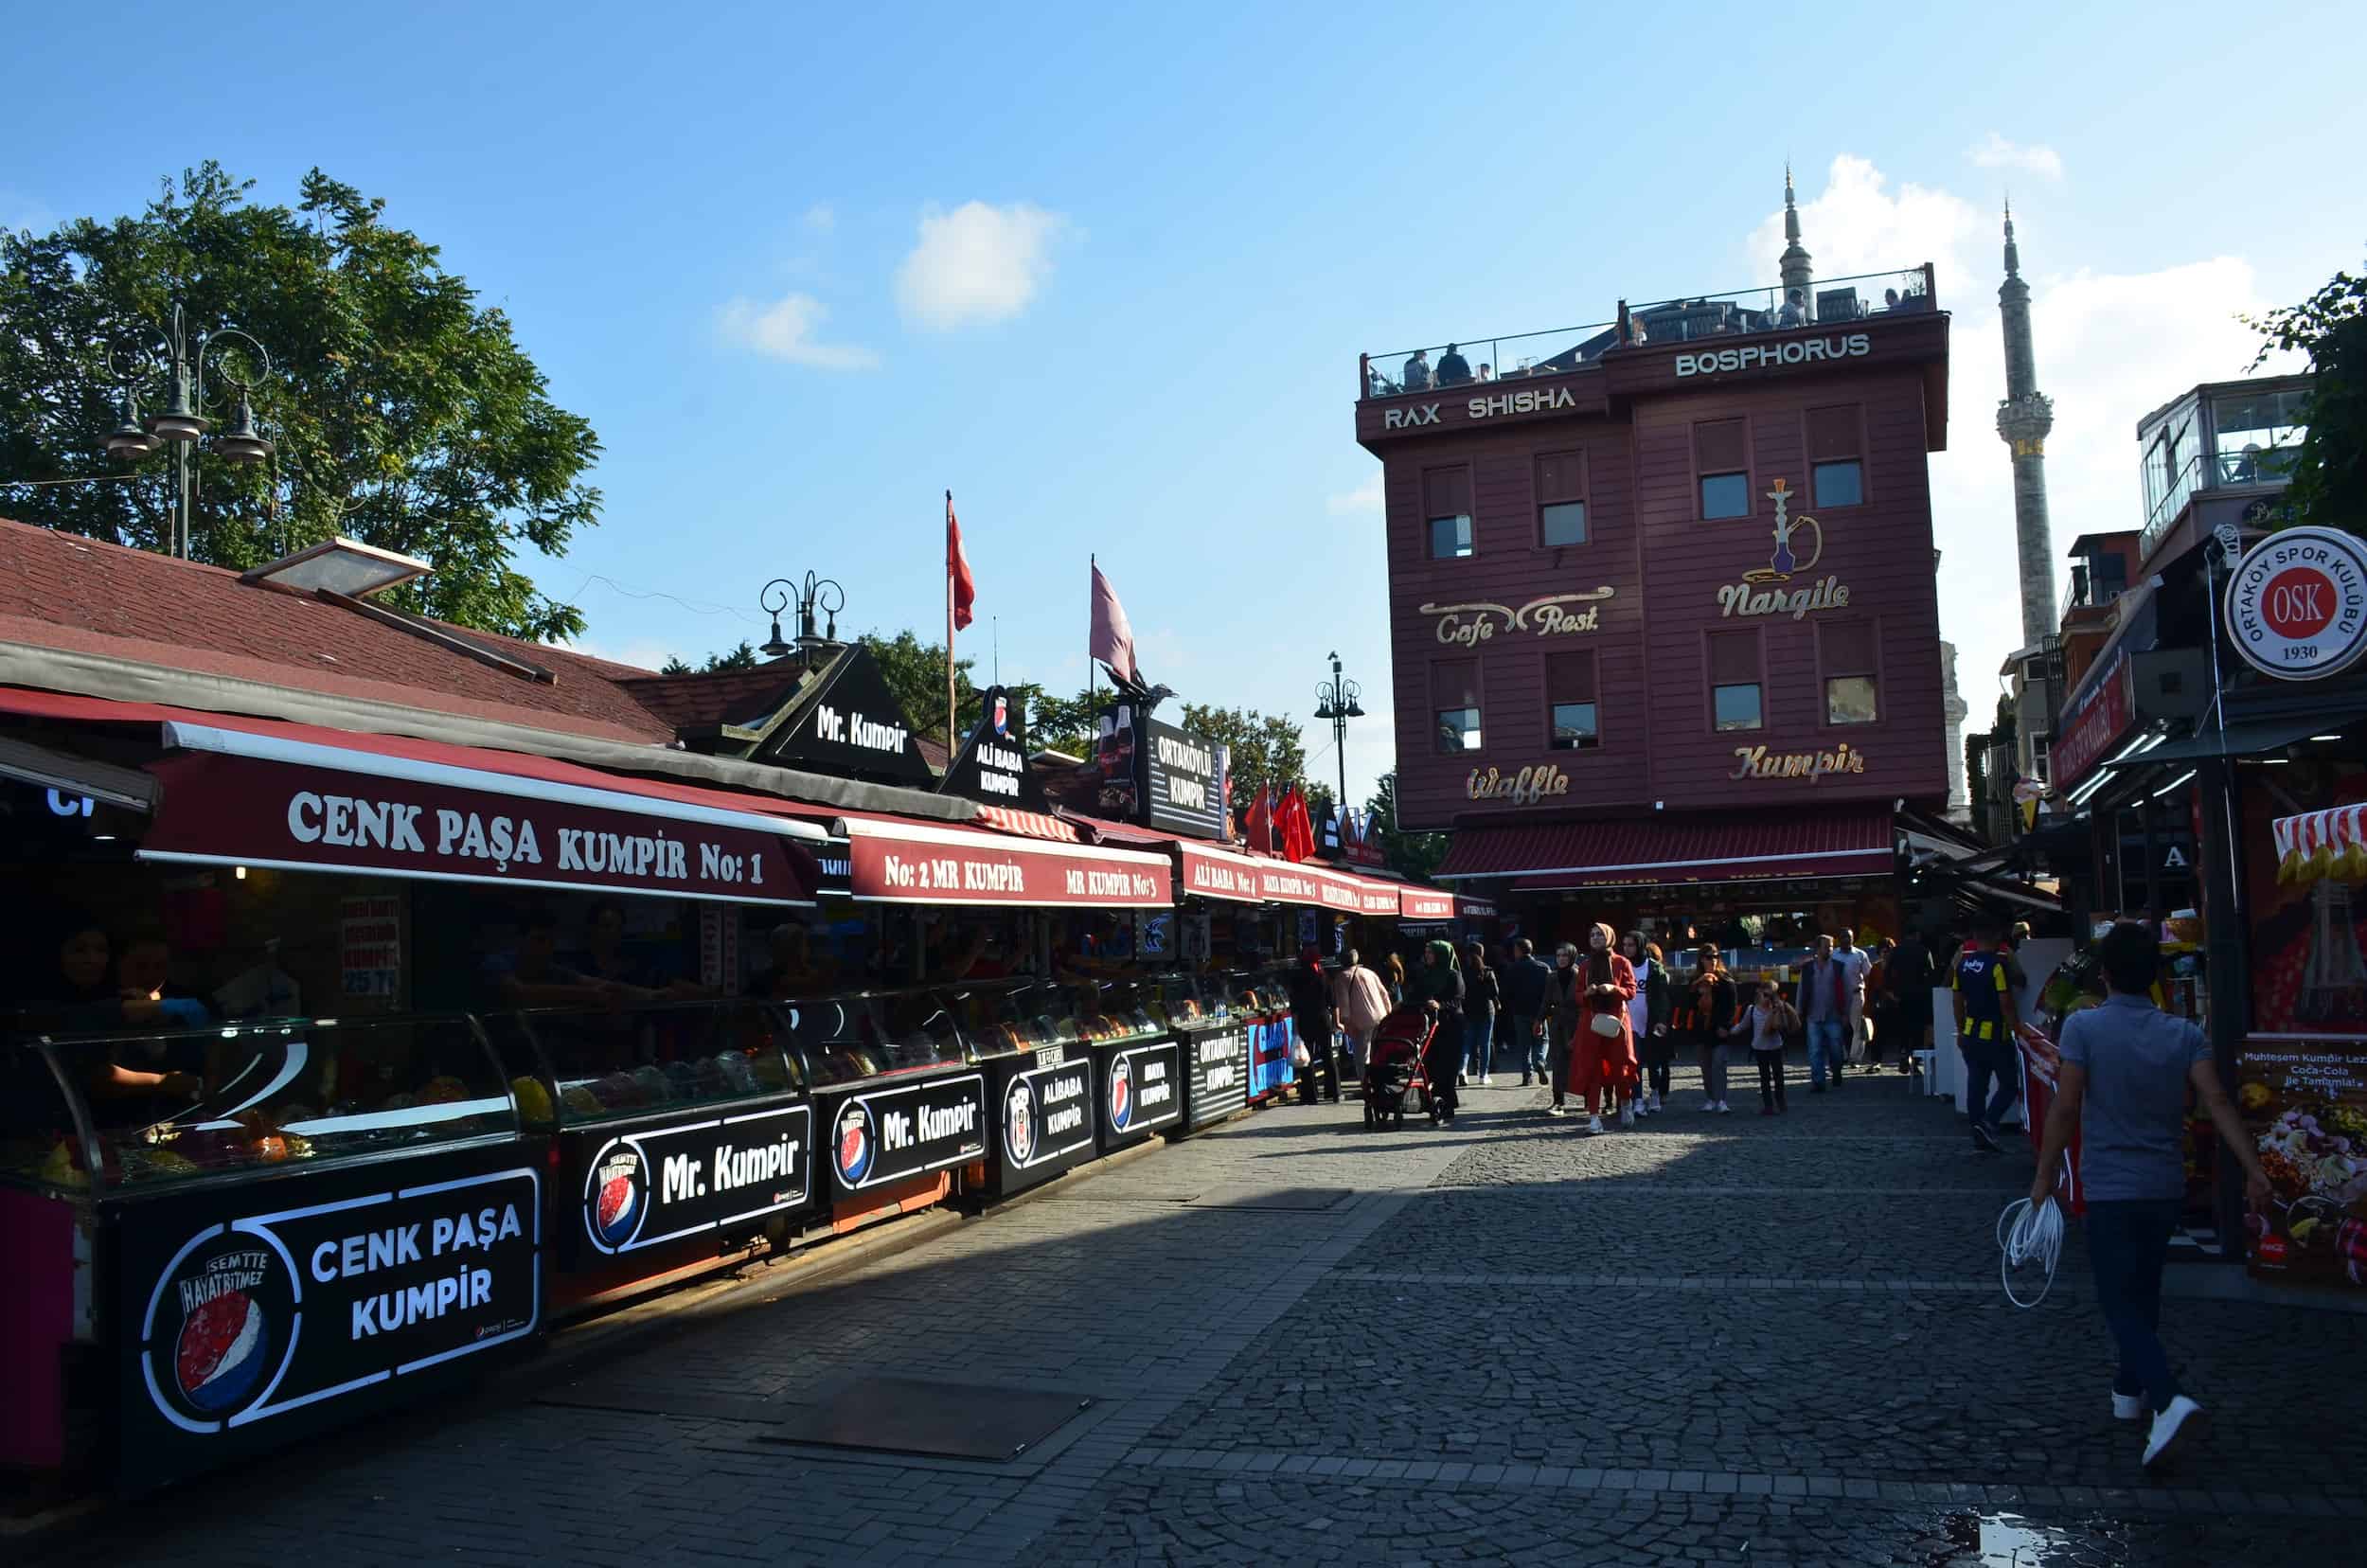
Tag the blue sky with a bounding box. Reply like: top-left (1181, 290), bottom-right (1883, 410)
top-left (7, 1), bottom-right (2364, 806)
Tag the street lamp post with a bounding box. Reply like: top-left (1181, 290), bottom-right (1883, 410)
top-left (104, 303), bottom-right (276, 560)
top-left (758, 572), bottom-right (847, 666)
top-left (1311, 650), bottom-right (1365, 811)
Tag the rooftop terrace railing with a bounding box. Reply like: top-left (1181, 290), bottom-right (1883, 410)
top-left (1360, 264), bottom-right (1937, 401)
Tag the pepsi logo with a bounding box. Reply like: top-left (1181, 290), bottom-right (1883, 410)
top-left (836, 1103), bottom-right (875, 1185)
top-left (151, 1240), bottom-right (292, 1425)
top-left (588, 1149), bottom-right (646, 1250)
top-left (1110, 1057), bottom-right (1134, 1131)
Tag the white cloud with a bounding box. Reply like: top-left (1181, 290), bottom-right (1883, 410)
top-left (716, 292), bottom-right (880, 370)
top-left (1967, 133), bottom-right (2065, 181)
top-left (1754, 158), bottom-right (2298, 738)
top-left (1326, 472), bottom-right (1383, 516)
top-left (895, 201), bottom-right (1068, 330)
top-left (803, 203), bottom-right (835, 234)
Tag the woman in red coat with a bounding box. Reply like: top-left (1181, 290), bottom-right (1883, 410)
top-left (1565, 920), bottom-right (1639, 1133)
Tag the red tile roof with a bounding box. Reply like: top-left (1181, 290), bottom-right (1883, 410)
top-left (0, 518), bottom-right (673, 744)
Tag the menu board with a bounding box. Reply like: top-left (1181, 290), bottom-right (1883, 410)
top-left (116, 1147), bottom-right (541, 1488)
top-left (2241, 1033), bottom-right (2367, 1288)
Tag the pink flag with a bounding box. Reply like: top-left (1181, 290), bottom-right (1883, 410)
top-left (1090, 559), bottom-right (1136, 684)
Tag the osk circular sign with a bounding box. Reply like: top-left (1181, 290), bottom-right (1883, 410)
top-left (2224, 526), bottom-right (2367, 682)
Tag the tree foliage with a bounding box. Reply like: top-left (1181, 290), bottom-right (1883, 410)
top-left (0, 163), bottom-right (601, 640)
top-left (2246, 259), bottom-right (2366, 537)
top-left (1180, 703), bottom-right (1307, 803)
top-left (1365, 771), bottom-right (1448, 883)
top-left (661, 640), bottom-right (759, 675)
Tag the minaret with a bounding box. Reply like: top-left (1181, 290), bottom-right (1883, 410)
top-left (1994, 203), bottom-right (2056, 646)
top-left (1778, 164), bottom-right (1814, 314)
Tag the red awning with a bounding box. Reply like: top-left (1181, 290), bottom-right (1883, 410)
top-left (1399, 887), bottom-right (1456, 921)
top-left (134, 718), bottom-right (826, 905)
top-left (1442, 807), bottom-right (1894, 889)
top-left (837, 816), bottom-right (1172, 908)
top-left (975, 805), bottom-right (1081, 843)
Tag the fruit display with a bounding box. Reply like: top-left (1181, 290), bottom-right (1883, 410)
top-left (509, 1077), bottom-right (555, 1124)
top-left (2257, 1103), bottom-right (2367, 1209)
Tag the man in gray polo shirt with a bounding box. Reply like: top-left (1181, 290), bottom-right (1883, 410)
top-left (2031, 922), bottom-right (2270, 1470)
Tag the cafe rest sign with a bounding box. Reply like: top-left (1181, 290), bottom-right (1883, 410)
top-left (1423, 588), bottom-right (1614, 647)
top-left (1717, 478), bottom-right (1851, 621)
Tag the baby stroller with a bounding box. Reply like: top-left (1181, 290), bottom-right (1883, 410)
top-left (1361, 1007), bottom-right (1437, 1129)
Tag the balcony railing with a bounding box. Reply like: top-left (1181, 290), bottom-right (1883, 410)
top-left (1359, 264), bottom-right (1936, 401)
top-left (1362, 321), bottom-right (1618, 400)
top-left (2137, 442), bottom-right (2303, 560)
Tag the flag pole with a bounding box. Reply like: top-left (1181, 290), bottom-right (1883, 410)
top-left (945, 490), bottom-right (956, 758)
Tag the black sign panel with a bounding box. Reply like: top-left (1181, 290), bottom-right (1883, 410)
top-left (115, 1147), bottom-right (541, 1488)
top-left (828, 1072), bottom-right (988, 1196)
top-left (1101, 1040), bottom-right (1183, 1147)
top-left (571, 1100), bottom-right (810, 1264)
top-left (998, 1048), bottom-right (1096, 1179)
top-left (939, 686), bottom-right (1047, 810)
top-left (1184, 1025), bottom-right (1251, 1128)
top-left (764, 646), bottom-right (934, 787)
top-left (1143, 719), bottom-right (1228, 840)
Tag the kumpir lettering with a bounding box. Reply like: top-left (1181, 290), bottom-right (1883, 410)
top-left (881, 1098), bottom-right (981, 1151)
top-left (657, 1131), bottom-right (806, 1203)
top-left (305, 1203), bottom-right (526, 1339)
top-left (1729, 743), bottom-right (1869, 782)
top-left (286, 791), bottom-right (766, 886)
top-left (816, 703), bottom-right (909, 755)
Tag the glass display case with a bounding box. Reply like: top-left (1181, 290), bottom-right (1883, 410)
top-left (953, 982), bottom-right (1083, 1058)
top-left (514, 1000), bottom-right (802, 1126)
top-left (9, 1014), bottom-right (515, 1194)
top-left (792, 989), bottom-right (968, 1089)
top-left (1071, 978), bottom-right (1168, 1045)
top-left (1158, 973), bottom-right (1218, 1031)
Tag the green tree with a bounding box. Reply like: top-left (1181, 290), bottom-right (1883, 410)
top-left (2246, 259), bottom-right (2366, 536)
top-left (1365, 772), bottom-right (1448, 883)
top-left (0, 163), bottom-right (600, 641)
top-left (660, 640), bottom-right (759, 675)
top-left (859, 630), bottom-right (978, 742)
top-left (1180, 703), bottom-right (1307, 803)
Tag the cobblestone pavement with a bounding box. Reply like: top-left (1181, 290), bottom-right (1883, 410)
top-left (37, 1059), bottom-right (2367, 1566)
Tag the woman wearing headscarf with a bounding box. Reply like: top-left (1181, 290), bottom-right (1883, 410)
top-left (1544, 941), bottom-right (1584, 1115)
top-left (1411, 938), bottom-right (1464, 1121)
top-left (1622, 933), bottom-right (1673, 1115)
top-left (1566, 921), bottom-right (1638, 1133)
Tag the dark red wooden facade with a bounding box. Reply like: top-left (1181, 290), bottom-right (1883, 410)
top-left (1359, 312), bottom-right (1953, 834)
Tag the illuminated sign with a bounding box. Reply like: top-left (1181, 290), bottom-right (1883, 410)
top-left (2224, 526), bottom-right (2367, 682)
top-left (1422, 589), bottom-right (1615, 647)
top-left (1466, 763), bottom-right (1571, 805)
top-left (1717, 478), bottom-right (1850, 621)
top-left (1728, 743), bottom-right (1868, 782)
top-left (1675, 332), bottom-right (1871, 379)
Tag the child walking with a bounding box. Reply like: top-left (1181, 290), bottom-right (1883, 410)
top-left (1731, 979), bottom-right (1795, 1115)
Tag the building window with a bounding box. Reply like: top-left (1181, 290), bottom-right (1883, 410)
top-left (1546, 650), bottom-right (1598, 750)
top-left (1696, 419), bottom-right (1749, 520)
top-left (1819, 619), bottom-right (1878, 724)
top-left (1433, 660), bottom-right (1481, 753)
top-left (1537, 451), bottom-right (1587, 546)
top-left (1807, 404), bottom-right (1864, 508)
top-left (1424, 468), bottom-right (1473, 560)
top-left (1708, 630), bottom-right (1762, 730)
top-left (2029, 735), bottom-right (2052, 788)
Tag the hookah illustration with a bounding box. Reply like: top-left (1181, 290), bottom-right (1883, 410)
top-left (1744, 477), bottom-right (1824, 584)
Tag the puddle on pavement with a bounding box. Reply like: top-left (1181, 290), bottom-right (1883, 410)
top-left (1910, 1509), bottom-right (2123, 1566)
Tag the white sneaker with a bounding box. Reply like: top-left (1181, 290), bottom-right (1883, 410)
top-left (1619, 1105), bottom-right (1635, 1129)
top-left (1481, 1075), bottom-right (1493, 1086)
top-left (1586, 1114), bottom-right (1605, 1134)
top-left (1715, 1100), bottom-right (1733, 1114)
top-left (1647, 1093), bottom-right (1663, 1114)
top-left (1700, 1098), bottom-right (1719, 1113)
top-left (2111, 1391), bottom-right (2146, 1422)
top-left (2143, 1396), bottom-right (2206, 1468)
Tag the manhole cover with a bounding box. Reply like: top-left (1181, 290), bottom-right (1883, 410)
top-left (1185, 1187), bottom-right (1354, 1211)
top-left (759, 1377), bottom-right (1094, 1462)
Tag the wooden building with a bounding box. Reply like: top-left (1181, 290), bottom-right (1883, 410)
top-left (1355, 233), bottom-right (1957, 940)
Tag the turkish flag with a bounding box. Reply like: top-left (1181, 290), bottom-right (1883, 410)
top-left (1243, 783), bottom-right (1275, 853)
top-left (948, 496), bottom-right (976, 632)
top-left (1280, 787), bottom-right (1317, 864)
